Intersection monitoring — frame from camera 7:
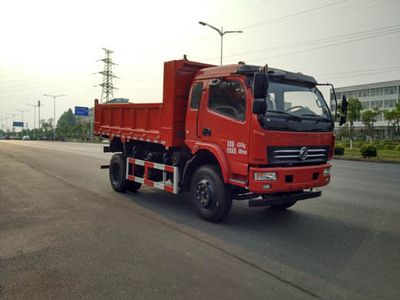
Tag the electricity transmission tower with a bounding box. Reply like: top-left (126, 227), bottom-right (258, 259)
top-left (98, 48), bottom-right (118, 103)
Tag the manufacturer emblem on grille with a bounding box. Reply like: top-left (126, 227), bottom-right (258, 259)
top-left (299, 147), bottom-right (309, 160)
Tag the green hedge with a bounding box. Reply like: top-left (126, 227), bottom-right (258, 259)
top-left (360, 144), bottom-right (377, 158)
top-left (334, 145), bottom-right (345, 156)
top-left (371, 140), bottom-right (397, 150)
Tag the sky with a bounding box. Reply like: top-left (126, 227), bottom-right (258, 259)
top-left (1, 0), bottom-right (399, 130)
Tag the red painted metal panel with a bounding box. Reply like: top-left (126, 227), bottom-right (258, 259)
top-left (144, 179), bottom-right (154, 187)
top-left (94, 102), bottom-right (163, 141)
top-left (164, 185), bottom-right (174, 193)
top-left (164, 165), bottom-right (175, 173)
top-left (144, 161), bottom-right (155, 169)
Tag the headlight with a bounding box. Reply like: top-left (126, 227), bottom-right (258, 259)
top-left (323, 167), bottom-right (331, 177)
top-left (254, 172), bottom-right (277, 181)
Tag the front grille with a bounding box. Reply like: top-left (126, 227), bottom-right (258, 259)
top-left (267, 146), bottom-right (329, 166)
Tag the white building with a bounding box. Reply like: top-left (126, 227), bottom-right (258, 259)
top-left (330, 80), bottom-right (400, 137)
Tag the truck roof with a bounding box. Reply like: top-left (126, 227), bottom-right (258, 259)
top-left (196, 63), bottom-right (317, 85)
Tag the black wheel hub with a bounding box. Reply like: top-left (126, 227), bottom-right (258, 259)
top-left (195, 180), bottom-right (212, 208)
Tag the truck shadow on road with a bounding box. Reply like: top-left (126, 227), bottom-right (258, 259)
top-left (120, 189), bottom-right (372, 281)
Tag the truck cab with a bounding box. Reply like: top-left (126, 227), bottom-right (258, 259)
top-left (185, 63), bottom-right (334, 200)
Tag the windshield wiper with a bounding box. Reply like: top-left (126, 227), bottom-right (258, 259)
top-left (266, 110), bottom-right (302, 122)
top-left (301, 113), bottom-right (331, 123)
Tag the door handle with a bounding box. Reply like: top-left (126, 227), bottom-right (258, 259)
top-left (202, 128), bottom-right (211, 136)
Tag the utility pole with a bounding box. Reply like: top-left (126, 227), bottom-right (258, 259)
top-left (98, 48), bottom-right (118, 103)
top-left (43, 94), bottom-right (65, 140)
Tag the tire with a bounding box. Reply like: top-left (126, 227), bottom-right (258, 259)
top-left (109, 153), bottom-right (142, 193)
top-left (190, 165), bottom-right (232, 222)
top-left (269, 200), bottom-right (297, 210)
top-left (127, 181), bottom-right (142, 193)
top-left (109, 153), bottom-right (128, 192)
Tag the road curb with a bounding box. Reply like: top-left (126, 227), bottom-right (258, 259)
top-left (333, 156), bottom-right (400, 164)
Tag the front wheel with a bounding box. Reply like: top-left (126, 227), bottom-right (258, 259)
top-left (191, 165), bottom-right (232, 222)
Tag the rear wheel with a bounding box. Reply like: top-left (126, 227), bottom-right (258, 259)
top-left (191, 165), bottom-right (232, 222)
top-left (109, 153), bottom-right (128, 192)
top-left (109, 153), bottom-right (141, 193)
top-left (127, 180), bottom-right (142, 193)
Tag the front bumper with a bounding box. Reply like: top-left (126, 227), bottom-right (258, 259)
top-left (248, 163), bottom-right (331, 194)
top-left (249, 190), bottom-right (322, 207)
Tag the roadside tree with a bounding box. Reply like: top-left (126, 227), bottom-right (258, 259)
top-left (57, 109), bottom-right (76, 139)
top-left (346, 98), bottom-right (362, 148)
top-left (40, 119), bottom-right (53, 138)
top-left (55, 109), bottom-right (91, 141)
top-left (383, 102), bottom-right (400, 139)
top-left (361, 109), bottom-right (380, 141)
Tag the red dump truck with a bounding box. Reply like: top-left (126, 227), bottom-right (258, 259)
top-left (94, 58), bottom-right (347, 222)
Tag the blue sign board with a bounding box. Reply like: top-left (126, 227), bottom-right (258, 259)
top-left (74, 106), bottom-right (89, 116)
top-left (13, 121), bottom-right (24, 127)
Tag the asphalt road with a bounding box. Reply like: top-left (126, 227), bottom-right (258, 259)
top-left (1, 140), bottom-right (399, 299)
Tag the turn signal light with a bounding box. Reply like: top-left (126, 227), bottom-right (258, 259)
top-left (323, 167), bottom-right (331, 177)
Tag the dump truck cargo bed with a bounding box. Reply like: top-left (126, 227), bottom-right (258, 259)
top-left (94, 59), bottom-right (213, 147)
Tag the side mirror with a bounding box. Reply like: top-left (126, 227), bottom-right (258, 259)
top-left (339, 116), bottom-right (346, 126)
top-left (253, 99), bottom-right (267, 115)
top-left (341, 95), bottom-right (348, 114)
top-left (253, 73), bottom-right (267, 99)
top-left (339, 95), bottom-right (348, 126)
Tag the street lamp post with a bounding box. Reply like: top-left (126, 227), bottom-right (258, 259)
top-left (26, 103), bottom-right (38, 129)
top-left (27, 103), bottom-right (39, 138)
top-left (9, 113), bottom-right (16, 132)
top-left (198, 21), bottom-right (243, 66)
top-left (5, 115), bottom-right (12, 132)
top-left (4, 116), bottom-right (10, 132)
top-left (0, 116), bottom-right (4, 132)
top-left (38, 100), bottom-right (42, 133)
top-left (43, 94), bottom-right (65, 140)
top-left (15, 109), bottom-right (29, 129)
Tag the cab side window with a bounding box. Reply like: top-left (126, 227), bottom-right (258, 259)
top-left (208, 80), bottom-right (246, 121)
top-left (190, 82), bottom-right (204, 109)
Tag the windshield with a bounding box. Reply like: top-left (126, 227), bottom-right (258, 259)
top-left (259, 81), bottom-right (333, 132)
top-left (267, 81), bottom-right (331, 118)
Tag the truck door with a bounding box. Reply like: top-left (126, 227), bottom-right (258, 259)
top-left (197, 77), bottom-right (250, 184)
